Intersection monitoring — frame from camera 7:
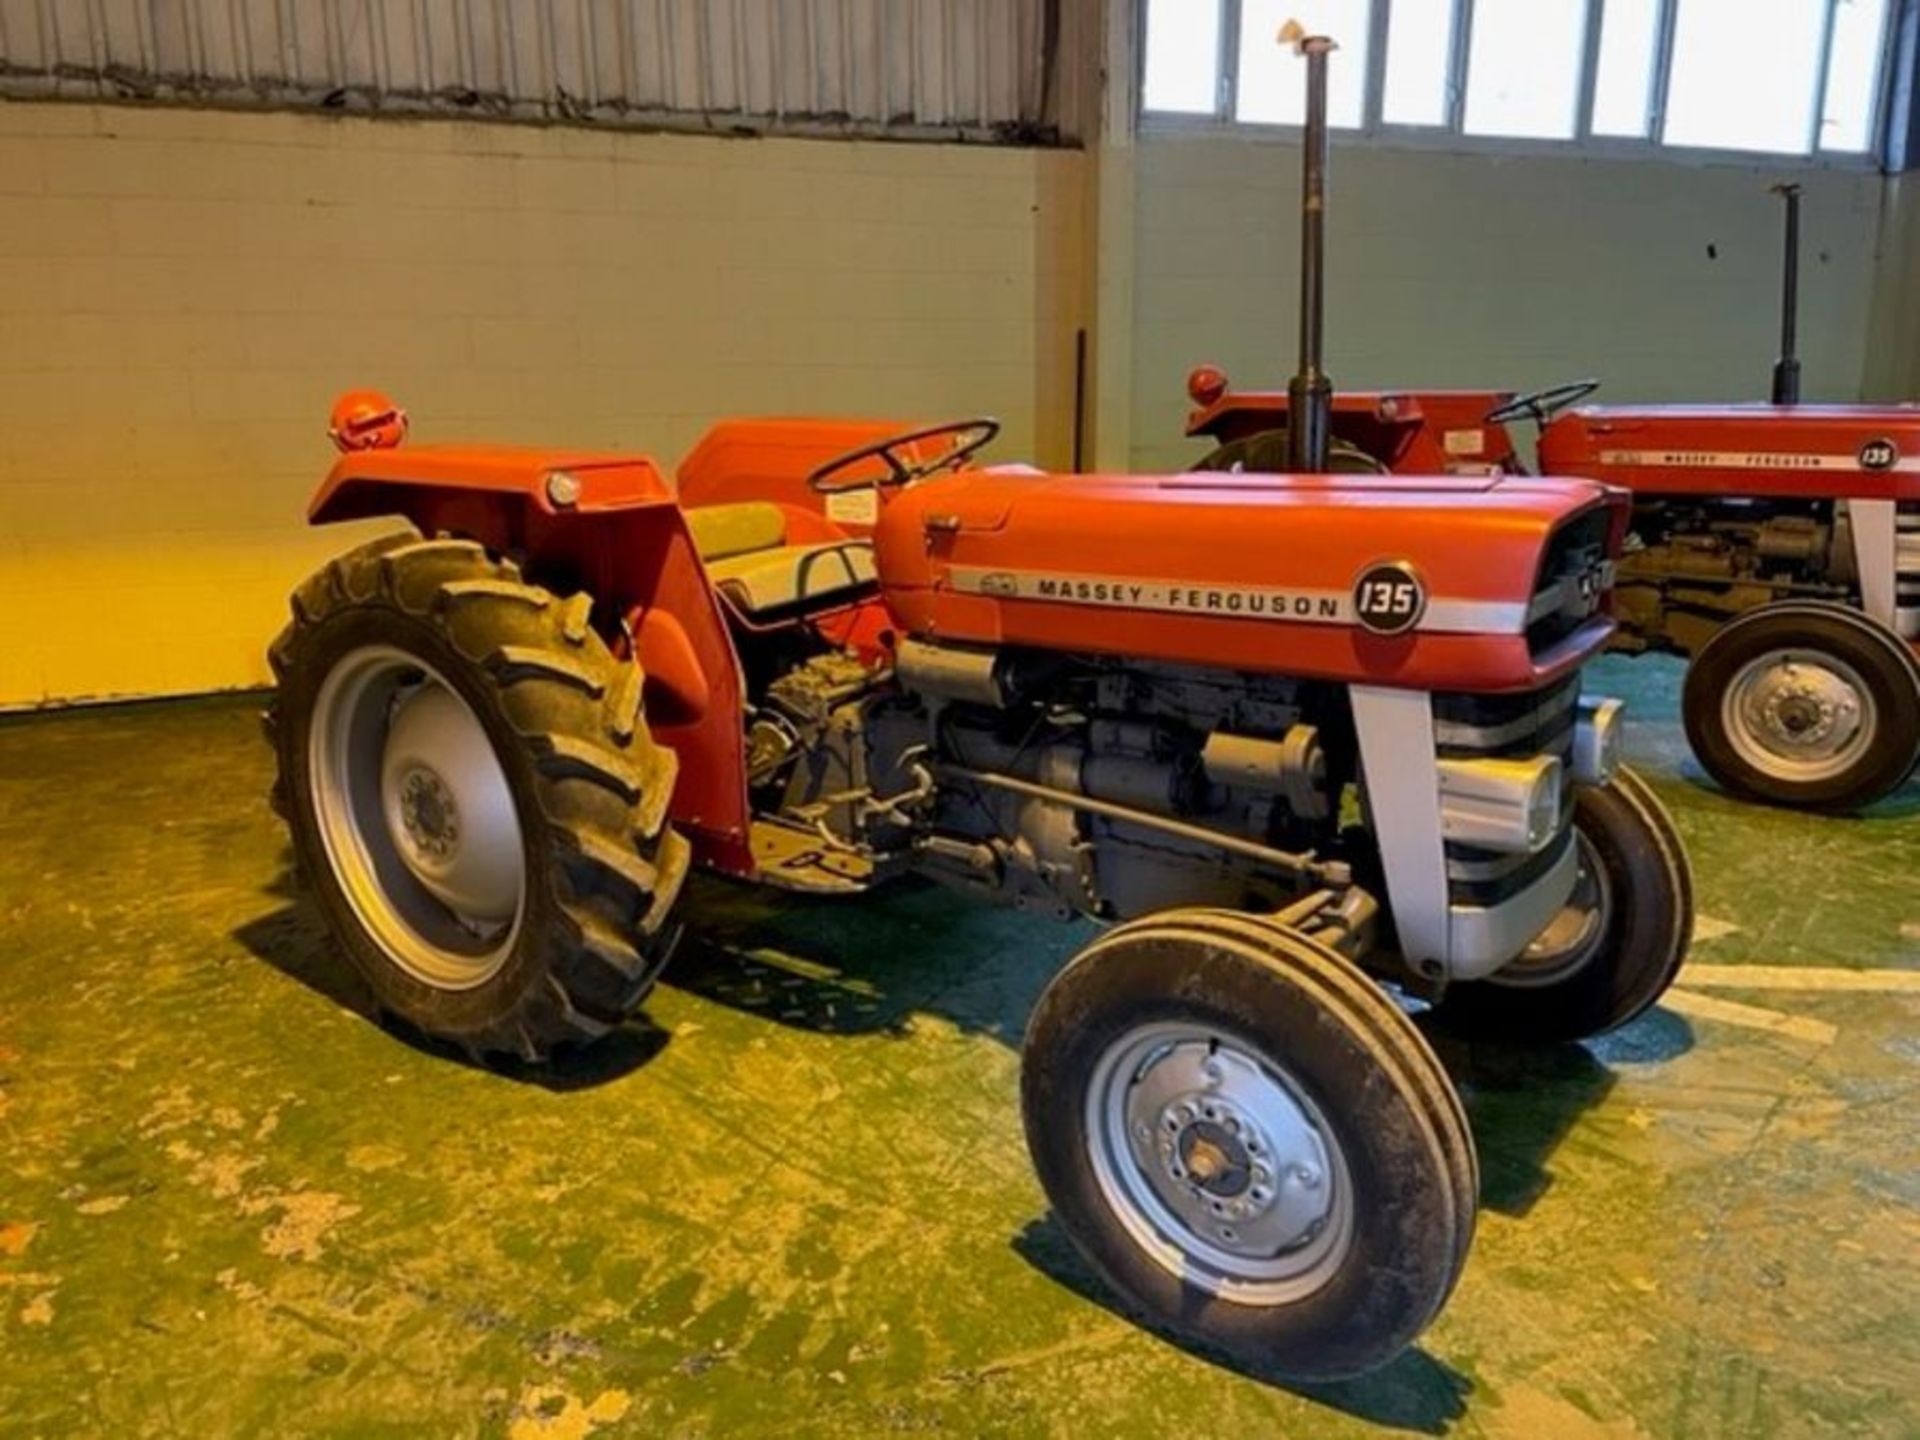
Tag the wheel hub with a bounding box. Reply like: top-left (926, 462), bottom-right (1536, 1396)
top-left (397, 766), bottom-right (461, 861)
top-left (1096, 1030), bottom-right (1346, 1287)
top-left (1724, 649), bottom-right (1877, 782)
top-left (379, 684), bottom-right (522, 927)
top-left (1751, 665), bottom-right (1858, 752)
top-left (308, 645), bottom-right (526, 992)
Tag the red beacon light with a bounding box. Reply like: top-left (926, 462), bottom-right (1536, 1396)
top-left (328, 389), bottom-right (409, 453)
top-left (1187, 364), bottom-right (1230, 408)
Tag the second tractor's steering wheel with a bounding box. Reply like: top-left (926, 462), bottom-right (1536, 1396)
top-left (1485, 379), bottom-right (1602, 428)
top-left (807, 418), bottom-right (1002, 496)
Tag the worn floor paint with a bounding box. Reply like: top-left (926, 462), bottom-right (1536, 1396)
top-left (1, 654), bottom-right (1917, 1437)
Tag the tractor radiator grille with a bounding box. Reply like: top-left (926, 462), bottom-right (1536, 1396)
top-left (1432, 677), bottom-right (1581, 908)
top-left (1527, 507), bottom-right (1615, 657)
top-left (1897, 503), bottom-right (1920, 641)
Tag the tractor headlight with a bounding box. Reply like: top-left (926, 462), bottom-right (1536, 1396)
top-left (1437, 755), bottom-right (1564, 855)
top-left (1571, 696), bottom-right (1625, 786)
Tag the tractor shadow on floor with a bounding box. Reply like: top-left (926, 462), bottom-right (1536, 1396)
top-left (662, 872), bottom-right (1076, 1050)
top-left (231, 860), bottom-right (672, 1092)
top-left (671, 873), bottom-right (1692, 1221)
top-left (1422, 1008), bottom-right (1694, 1218)
top-left (1010, 1215), bottom-right (1474, 1434)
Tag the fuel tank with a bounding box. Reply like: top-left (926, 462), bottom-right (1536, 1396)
top-left (1540, 404), bottom-right (1920, 502)
top-left (874, 470), bottom-right (1625, 694)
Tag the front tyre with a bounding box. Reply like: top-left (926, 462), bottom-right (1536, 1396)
top-left (1431, 767), bottom-right (1692, 1042)
top-left (1682, 601), bottom-right (1920, 812)
top-left (1022, 911), bottom-right (1476, 1381)
top-left (267, 534), bottom-right (690, 1060)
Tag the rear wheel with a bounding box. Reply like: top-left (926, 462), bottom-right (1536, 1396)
top-left (1022, 910), bottom-right (1476, 1381)
top-left (1431, 768), bottom-right (1691, 1042)
top-left (1682, 602), bottom-right (1920, 812)
top-left (267, 533), bottom-right (689, 1059)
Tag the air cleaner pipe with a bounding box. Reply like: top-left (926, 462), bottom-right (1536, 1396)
top-left (1288, 28), bottom-right (1337, 474)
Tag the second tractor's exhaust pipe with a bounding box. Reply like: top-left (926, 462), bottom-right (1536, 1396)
top-left (1771, 182), bottom-right (1803, 406)
top-left (1286, 26), bottom-right (1336, 473)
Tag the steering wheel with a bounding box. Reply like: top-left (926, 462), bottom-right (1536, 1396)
top-left (807, 418), bottom-right (1002, 496)
top-left (1485, 379), bottom-right (1601, 427)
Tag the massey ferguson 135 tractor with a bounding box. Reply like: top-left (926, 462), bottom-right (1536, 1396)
top-left (1191, 182), bottom-right (1920, 814)
top-left (267, 35), bottom-right (1690, 1380)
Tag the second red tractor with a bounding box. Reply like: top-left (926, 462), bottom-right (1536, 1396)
top-left (1189, 188), bottom-right (1920, 815)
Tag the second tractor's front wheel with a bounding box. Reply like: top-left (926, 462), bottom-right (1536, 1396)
top-left (1430, 767), bottom-right (1692, 1042)
top-left (1022, 911), bottom-right (1477, 1381)
top-left (1682, 601), bottom-right (1920, 812)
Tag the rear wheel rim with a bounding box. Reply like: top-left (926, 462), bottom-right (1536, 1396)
top-left (1722, 648), bottom-right (1877, 784)
top-left (1085, 1022), bottom-right (1354, 1306)
top-left (308, 645), bottom-right (525, 989)
top-left (1490, 828), bottom-right (1611, 990)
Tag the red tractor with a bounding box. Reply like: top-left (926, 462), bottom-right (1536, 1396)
top-left (267, 35), bottom-right (1690, 1380)
top-left (1189, 185), bottom-right (1920, 815)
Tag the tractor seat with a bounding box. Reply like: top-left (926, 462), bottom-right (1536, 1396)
top-left (685, 502), bottom-right (877, 618)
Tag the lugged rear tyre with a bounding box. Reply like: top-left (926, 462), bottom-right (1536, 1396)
top-left (1021, 909), bottom-right (1477, 1381)
top-left (266, 532), bottom-right (689, 1060)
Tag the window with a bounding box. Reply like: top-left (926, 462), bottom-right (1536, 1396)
top-left (1236, 0), bottom-right (1373, 128)
top-left (1591, 0), bottom-right (1662, 138)
top-left (1463, 0), bottom-right (1589, 140)
top-left (1142, 0), bottom-right (1223, 115)
top-left (1664, 0), bottom-right (1828, 154)
top-left (1139, 0), bottom-right (1898, 161)
top-left (1382, 0), bottom-right (1455, 126)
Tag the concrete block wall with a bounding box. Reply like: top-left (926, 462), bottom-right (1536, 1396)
top-left (1129, 135), bottom-right (1890, 472)
top-left (0, 103), bottom-right (1086, 707)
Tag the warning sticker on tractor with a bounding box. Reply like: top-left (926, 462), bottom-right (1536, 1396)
top-left (825, 488), bottom-right (880, 526)
top-left (1444, 429), bottom-right (1485, 457)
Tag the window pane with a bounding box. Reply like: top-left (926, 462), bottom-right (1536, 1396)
top-left (1384, 0), bottom-right (1456, 126)
top-left (1591, 0), bottom-right (1660, 137)
top-left (1236, 0), bottom-right (1373, 128)
top-left (1663, 0), bottom-right (1825, 154)
top-left (1464, 0), bottom-right (1590, 139)
top-left (1143, 0), bottom-right (1222, 114)
top-left (1821, 0), bottom-right (1891, 152)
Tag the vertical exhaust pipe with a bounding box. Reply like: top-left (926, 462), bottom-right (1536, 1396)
top-left (1286, 25), bottom-right (1336, 474)
top-left (1771, 182), bottom-right (1803, 406)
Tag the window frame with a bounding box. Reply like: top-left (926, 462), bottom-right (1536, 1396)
top-left (1138, 0), bottom-right (1903, 171)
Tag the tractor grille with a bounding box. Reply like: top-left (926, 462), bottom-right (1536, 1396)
top-left (1433, 676), bottom-right (1580, 908)
top-left (1897, 502), bottom-right (1920, 641)
top-left (1527, 507), bottom-right (1615, 657)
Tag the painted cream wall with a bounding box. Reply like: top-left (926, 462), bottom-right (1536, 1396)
top-left (1129, 134), bottom-right (1890, 472)
top-left (0, 103), bottom-right (1085, 707)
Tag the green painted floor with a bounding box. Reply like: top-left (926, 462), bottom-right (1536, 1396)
top-left (2, 655), bottom-right (1918, 1438)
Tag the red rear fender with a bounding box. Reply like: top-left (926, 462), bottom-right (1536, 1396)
top-left (307, 443), bottom-right (754, 871)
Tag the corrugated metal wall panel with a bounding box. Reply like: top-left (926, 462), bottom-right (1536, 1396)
top-left (0, 0), bottom-right (1069, 141)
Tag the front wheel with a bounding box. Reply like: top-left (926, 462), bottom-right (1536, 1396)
top-left (1682, 601), bottom-right (1920, 812)
top-left (1431, 767), bottom-right (1692, 1042)
top-left (1021, 910), bottom-right (1476, 1381)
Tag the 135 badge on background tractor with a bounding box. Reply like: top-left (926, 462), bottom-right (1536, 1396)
top-left (1189, 185), bottom-right (1920, 814)
top-left (265, 34), bottom-right (1691, 1381)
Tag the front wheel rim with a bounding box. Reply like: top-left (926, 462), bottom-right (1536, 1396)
top-left (1491, 828), bottom-right (1612, 990)
top-left (1722, 648), bottom-right (1878, 784)
top-left (308, 645), bottom-right (526, 990)
top-left (1084, 1022), bottom-right (1354, 1306)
